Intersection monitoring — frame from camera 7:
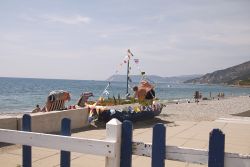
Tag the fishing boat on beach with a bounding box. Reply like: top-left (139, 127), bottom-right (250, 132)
top-left (35, 50), bottom-right (164, 124)
top-left (79, 49), bottom-right (164, 123)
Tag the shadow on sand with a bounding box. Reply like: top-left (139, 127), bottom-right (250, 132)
top-left (73, 116), bottom-right (176, 133)
top-left (232, 110), bottom-right (250, 117)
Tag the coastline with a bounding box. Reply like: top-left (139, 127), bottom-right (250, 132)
top-left (1, 95), bottom-right (250, 122)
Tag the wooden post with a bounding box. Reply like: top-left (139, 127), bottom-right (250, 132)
top-left (105, 118), bottom-right (122, 167)
top-left (22, 114), bottom-right (32, 167)
top-left (208, 129), bottom-right (225, 167)
top-left (152, 123), bottom-right (166, 167)
top-left (60, 118), bottom-right (71, 167)
top-left (120, 120), bottom-right (133, 167)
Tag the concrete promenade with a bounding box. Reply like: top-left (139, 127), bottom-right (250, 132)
top-left (0, 117), bottom-right (250, 167)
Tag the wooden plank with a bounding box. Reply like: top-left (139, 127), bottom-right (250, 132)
top-left (132, 142), bottom-right (250, 166)
top-left (166, 145), bottom-right (208, 164)
top-left (22, 114), bottom-right (31, 167)
top-left (0, 129), bottom-right (115, 157)
top-left (60, 118), bottom-right (71, 167)
top-left (151, 124), bottom-right (165, 167)
top-left (120, 120), bottom-right (133, 167)
top-left (105, 118), bottom-right (122, 167)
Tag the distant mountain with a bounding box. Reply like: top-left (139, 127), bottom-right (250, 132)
top-left (107, 74), bottom-right (202, 83)
top-left (184, 61), bottom-right (250, 85)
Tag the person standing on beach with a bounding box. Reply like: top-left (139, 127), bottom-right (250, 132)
top-left (194, 91), bottom-right (200, 104)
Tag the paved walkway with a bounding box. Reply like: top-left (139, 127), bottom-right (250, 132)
top-left (0, 118), bottom-right (250, 167)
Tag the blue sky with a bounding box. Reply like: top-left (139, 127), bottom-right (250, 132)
top-left (0, 0), bottom-right (250, 80)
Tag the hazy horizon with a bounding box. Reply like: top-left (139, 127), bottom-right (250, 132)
top-left (1, 1), bottom-right (250, 80)
top-left (0, 73), bottom-right (203, 81)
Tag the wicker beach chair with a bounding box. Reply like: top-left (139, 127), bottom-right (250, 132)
top-left (76, 92), bottom-right (93, 107)
top-left (42, 90), bottom-right (71, 112)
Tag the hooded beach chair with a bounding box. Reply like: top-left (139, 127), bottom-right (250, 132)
top-left (76, 92), bottom-right (94, 107)
top-left (42, 90), bottom-right (71, 112)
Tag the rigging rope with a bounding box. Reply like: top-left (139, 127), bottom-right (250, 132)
top-left (96, 49), bottom-right (157, 101)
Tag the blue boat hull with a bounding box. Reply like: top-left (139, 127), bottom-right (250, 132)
top-left (98, 108), bottom-right (162, 122)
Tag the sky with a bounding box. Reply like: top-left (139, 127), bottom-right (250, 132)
top-left (0, 0), bottom-right (250, 80)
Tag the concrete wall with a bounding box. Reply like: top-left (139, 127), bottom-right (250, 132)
top-left (18, 108), bottom-right (89, 133)
top-left (0, 116), bottom-right (18, 130)
top-left (0, 108), bottom-right (89, 133)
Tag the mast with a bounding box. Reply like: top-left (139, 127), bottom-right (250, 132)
top-left (126, 59), bottom-right (130, 95)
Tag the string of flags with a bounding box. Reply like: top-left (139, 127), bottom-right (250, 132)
top-left (105, 49), bottom-right (147, 96)
top-left (134, 58), bottom-right (139, 64)
top-left (113, 49), bottom-right (142, 76)
top-left (101, 82), bottom-right (111, 96)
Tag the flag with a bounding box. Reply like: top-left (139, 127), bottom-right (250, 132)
top-left (127, 49), bottom-right (134, 59)
top-left (103, 90), bottom-right (110, 96)
top-left (134, 58), bottom-right (139, 64)
top-left (128, 76), bottom-right (132, 82)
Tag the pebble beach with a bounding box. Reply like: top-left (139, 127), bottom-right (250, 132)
top-left (160, 95), bottom-right (250, 122)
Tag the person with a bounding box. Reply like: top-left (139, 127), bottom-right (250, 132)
top-left (32, 104), bottom-right (41, 113)
top-left (194, 91), bottom-right (200, 104)
top-left (133, 80), bottom-right (155, 105)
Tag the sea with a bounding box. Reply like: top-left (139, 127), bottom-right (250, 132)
top-left (0, 77), bottom-right (250, 113)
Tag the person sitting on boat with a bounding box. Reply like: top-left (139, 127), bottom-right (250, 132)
top-left (133, 80), bottom-right (155, 105)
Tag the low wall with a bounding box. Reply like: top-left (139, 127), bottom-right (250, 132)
top-left (0, 108), bottom-right (89, 133)
top-left (18, 108), bottom-right (89, 133)
top-left (0, 116), bottom-right (18, 130)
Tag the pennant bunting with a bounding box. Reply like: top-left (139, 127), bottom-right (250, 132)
top-left (103, 90), bottom-right (110, 96)
top-left (128, 77), bottom-right (132, 82)
top-left (134, 58), bottom-right (139, 64)
top-left (127, 49), bottom-right (134, 58)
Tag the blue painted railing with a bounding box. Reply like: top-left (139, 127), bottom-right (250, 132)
top-left (22, 114), bottom-right (73, 167)
top-left (60, 118), bottom-right (71, 167)
top-left (22, 114), bottom-right (32, 167)
top-left (120, 120), bottom-right (225, 167)
top-left (20, 115), bottom-right (226, 167)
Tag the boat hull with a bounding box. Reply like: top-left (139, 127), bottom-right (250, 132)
top-left (98, 108), bottom-right (163, 122)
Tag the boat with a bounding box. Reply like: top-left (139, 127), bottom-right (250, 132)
top-left (80, 49), bottom-right (164, 123)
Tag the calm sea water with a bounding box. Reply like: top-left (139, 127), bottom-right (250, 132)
top-left (0, 77), bottom-right (250, 113)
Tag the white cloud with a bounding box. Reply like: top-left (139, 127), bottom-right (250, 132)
top-left (20, 14), bottom-right (91, 25)
top-left (20, 14), bottom-right (37, 22)
top-left (43, 15), bottom-right (91, 25)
